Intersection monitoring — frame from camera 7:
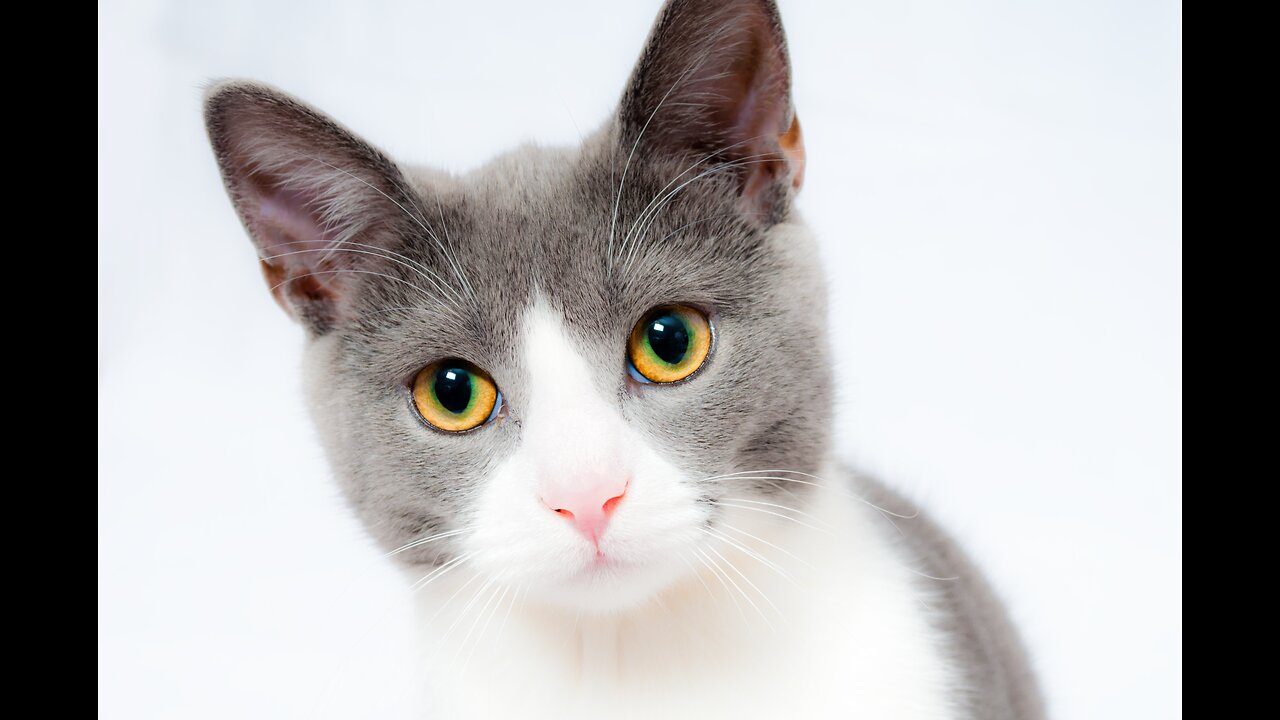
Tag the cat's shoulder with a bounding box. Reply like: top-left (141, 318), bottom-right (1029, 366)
top-left (838, 464), bottom-right (1046, 720)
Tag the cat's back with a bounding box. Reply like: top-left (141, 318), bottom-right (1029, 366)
top-left (846, 466), bottom-right (1046, 719)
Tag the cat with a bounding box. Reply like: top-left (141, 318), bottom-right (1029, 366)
top-left (203, 0), bottom-right (1043, 717)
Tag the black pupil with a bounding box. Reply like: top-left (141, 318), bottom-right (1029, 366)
top-left (434, 367), bottom-right (474, 414)
top-left (647, 313), bottom-right (690, 365)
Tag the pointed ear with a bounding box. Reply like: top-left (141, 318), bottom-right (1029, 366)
top-left (618, 0), bottom-right (804, 224)
top-left (203, 81), bottom-right (415, 333)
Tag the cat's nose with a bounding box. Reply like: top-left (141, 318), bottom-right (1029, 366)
top-left (539, 477), bottom-right (629, 547)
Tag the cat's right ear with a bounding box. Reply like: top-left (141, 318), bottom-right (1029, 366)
top-left (203, 81), bottom-right (413, 334)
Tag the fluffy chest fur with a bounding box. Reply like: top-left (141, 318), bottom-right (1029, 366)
top-left (408, 473), bottom-right (958, 720)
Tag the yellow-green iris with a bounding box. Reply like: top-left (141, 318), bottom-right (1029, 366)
top-left (411, 360), bottom-right (499, 432)
top-left (628, 305), bottom-right (712, 383)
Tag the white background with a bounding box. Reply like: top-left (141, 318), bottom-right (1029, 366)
top-left (98, 1), bottom-right (1181, 717)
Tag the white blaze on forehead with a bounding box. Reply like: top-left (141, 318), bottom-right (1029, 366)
top-left (521, 303), bottom-right (628, 472)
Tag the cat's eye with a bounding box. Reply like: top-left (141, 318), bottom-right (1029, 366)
top-left (411, 360), bottom-right (501, 432)
top-left (627, 305), bottom-right (713, 384)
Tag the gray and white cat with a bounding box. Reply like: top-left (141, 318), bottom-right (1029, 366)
top-left (204, 1), bottom-right (1042, 717)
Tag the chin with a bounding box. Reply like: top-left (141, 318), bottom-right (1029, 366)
top-left (465, 523), bottom-right (707, 614)
top-left (525, 552), bottom-right (695, 613)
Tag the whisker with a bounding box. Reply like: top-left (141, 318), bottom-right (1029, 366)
top-left (263, 246), bottom-right (466, 307)
top-left (711, 501), bottom-right (836, 536)
top-left (613, 136), bottom-right (759, 263)
top-left (704, 543), bottom-right (782, 626)
top-left (429, 187), bottom-right (476, 301)
top-left (293, 151), bottom-right (472, 296)
top-left (269, 268), bottom-right (469, 325)
top-left (608, 31), bottom-right (732, 271)
top-left (341, 304), bottom-right (463, 324)
top-left (471, 583), bottom-right (511, 657)
top-left (384, 528), bottom-right (470, 557)
top-left (679, 552), bottom-right (718, 606)
top-left (619, 143), bottom-right (772, 257)
top-left (620, 157), bottom-right (781, 273)
top-left (707, 473), bottom-right (958, 584)
top-left (692, 549), bottom-right (749, 626)
top-left (696, 547), bottom-right (771, 631)
top-left (270, 238), bottom-right (463, 303)
top-left (454, 581), bottom-right (506, 672)
top-left (716, 521), bottom-right (818, 571)
top-left (494, 584), bottom-right (523, 646)
top-left (423, 568), bottom-right (484, 627)
top-left (410, 551), bottom-right (476, 594)
top-left (648, 213), bottom-right (745, 246)
top-left (439, 576), bottom-right (497, 647)
top-left (696, 525), bottom-right (794, 585)
top-left (701, 469), bottom-right (921, 520)
top-left (717, 496), bottom-right (837, 530)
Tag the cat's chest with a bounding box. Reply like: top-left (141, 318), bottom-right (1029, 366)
top-left (409, 498), bottom-right (960, 720)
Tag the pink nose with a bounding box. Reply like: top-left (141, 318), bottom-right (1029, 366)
top-left (540, 477), bottom-right (629, 546)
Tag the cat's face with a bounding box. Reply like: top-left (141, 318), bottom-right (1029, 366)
top-left (206, 0), bottom-right (830, 611)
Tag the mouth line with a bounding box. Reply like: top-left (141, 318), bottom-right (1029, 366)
top-left (570, 551), bottom-right (632, 578)
top-left (589, 551), bottom-right (621, 570)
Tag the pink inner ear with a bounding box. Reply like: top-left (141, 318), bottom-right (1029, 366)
top-left (642, 3), bottom-right (803, 218)
top-left (206, 82), bottom-right (405, 331)
top-left (256, 184), bottom-right (336, 259)
top-left (722, 30), bottom-right (781, 142)
top-left (249, 181), bottom-right (346, 319)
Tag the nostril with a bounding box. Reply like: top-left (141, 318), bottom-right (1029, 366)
top-left (602, 494), bottom-right (623, 516)
top-left (602, 481), bottom-right (628, 516)
top-left (540, 497), bottom-right (577, 521)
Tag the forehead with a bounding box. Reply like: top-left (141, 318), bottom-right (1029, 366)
top-left (437, 143), bottom-right (772, 289)
top-left (345, 142), bottom-right (776, 374)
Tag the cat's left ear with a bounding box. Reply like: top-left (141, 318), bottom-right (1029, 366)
top-left (617, 0), bottom-right (804, 224)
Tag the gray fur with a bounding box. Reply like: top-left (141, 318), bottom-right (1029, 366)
top-left (203, 0), bottom-right (1042, 716)
top-left (851, 468), bottom-right (1047, 719)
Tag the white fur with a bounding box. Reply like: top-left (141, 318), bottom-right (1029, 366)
top-left (409, 305), bottom-right (959, 719)
top-left (465, 304), bottom-right (706, 611)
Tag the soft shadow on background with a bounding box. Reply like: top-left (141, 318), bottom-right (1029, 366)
top-left (98, 1), bottom-right (1181, 717)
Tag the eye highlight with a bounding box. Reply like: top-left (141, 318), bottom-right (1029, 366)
top-left (411, 360), bottom-right (501, 432)
top-left (628, 305), bottom-right (713, 384)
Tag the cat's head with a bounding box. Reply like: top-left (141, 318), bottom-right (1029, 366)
top-left (205, 0), bottom-right (830, 612)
